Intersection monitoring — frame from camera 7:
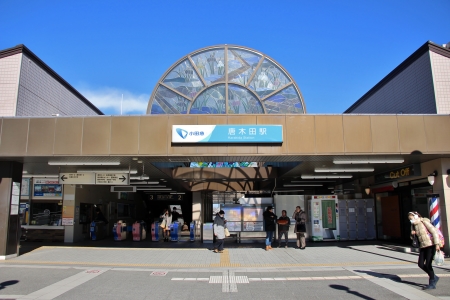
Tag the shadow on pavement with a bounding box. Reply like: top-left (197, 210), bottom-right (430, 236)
top-left (354, 270), bottom-right (427, 289)
top-left (342, 245), bottom-right (416, 264)
top-left (0, 280), bottom-right (19, 290)
top-left (329, 284), bottom-right (375, 300)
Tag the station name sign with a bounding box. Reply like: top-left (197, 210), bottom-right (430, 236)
top-left (375, 164), bottom-right (421, 183)
top-left (171, 125), bottom-right (283, 143)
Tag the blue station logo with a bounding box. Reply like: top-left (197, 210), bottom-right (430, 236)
top-left (176, 128), bottom-right (188, 139)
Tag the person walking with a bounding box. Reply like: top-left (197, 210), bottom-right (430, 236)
top-left (160, 209), bottom-right (172, 242)
top-left (409, 211), bottom-right (442, 290)
top-left (277, 210), bottom-right (290, 248)
top-left (263, 206), bottom-right (277, 251)
top-left (293, 206), bottom-right (307, 249)
top-left (213, 210), bottom-right (227, 253)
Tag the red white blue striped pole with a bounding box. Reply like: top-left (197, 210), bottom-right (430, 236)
top-left (429, 195), bottom-right (441, 231)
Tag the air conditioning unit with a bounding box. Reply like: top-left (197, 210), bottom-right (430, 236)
top-left (110, 186), bottom-right (136, 192)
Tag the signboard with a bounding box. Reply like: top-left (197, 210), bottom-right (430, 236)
top-left (33, 179), bottom-right (62, 199)
top-left (148, 194), bottom-right (183, 201)
top-left (172, 125), bottom-right (283, 143)
top-left (59, 173), bottom-right (95, 184)
top-left (21, 178), bottom-right (30, 196)
top-left (62, 218), bottom-right (74, 225)
top-left (96, 173), bottom-right (129, 185)
top-left (375, 164), bottom-right (421, 183)
top-left (190, 162), bottom-right (258, 168)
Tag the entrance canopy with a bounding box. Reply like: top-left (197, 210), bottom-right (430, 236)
top-left (1, 114), bottom-right (449, 194)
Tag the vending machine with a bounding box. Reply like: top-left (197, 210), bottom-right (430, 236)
top-left (308, 195), bottom-right (340, 241)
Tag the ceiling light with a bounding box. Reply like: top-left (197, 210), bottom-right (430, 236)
top-left (333, 159), bottom-right (404, 164)
top-left (129, 181), bottom-right (159, 185)
top-left (77, 169), bottom-right (137, 174)
top-left (136, 188), bottom-right (171, 191)
top-left (132, 158), bottom-right (138, 161)
top-left (273, 189), bottom-right (304, 192)
top-left (301, 175), bottom-right (353, 179)
top-left (365, 187), bottom-right (371, 195)
top-left (137, 160), bottom-right (143, 164)
top-left (49, 161), bottom-right (120, 166)
top-left (328, 187), bottom-right (335, 190)
top-left (283, 184), bottom-right (322, 187)
top-left (22, 175), bottom-right (59, 178)
top-left (290, 180), bottom-right (335, 183)
top-left (130, 176), bottom-right (150, 180)
top-left (315, 168), bottom-right (374, 172)
top-left (170, 192), bottom-right (186, 195)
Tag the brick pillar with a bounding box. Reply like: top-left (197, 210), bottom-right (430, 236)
top-left (0, 161), bottom-right (23, 259)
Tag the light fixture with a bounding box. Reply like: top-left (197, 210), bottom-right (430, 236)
top-left (333, 159), bottom-right (404, 164)
top-left (392, 181), bottom-right (398, 188)
top-left (130, 176), bottom-right (150, 180)
top-left (22, 174), bottom-right (59, 178)
top-left (77, 169), bottom-right (137, 174)
top-left (315, 168), bottom-right (374, 173)
top-left (49, 161), bottom-right (120, 166)
top-left (170, 192), bottom-right (186, 195)
top-left (301, 175), bottom-right (353, 179)
top-left (273, 189), bottom-right (304, 192)
top-left (283, 184), bottom-right (322, 187)
top-left (136, 188), bottom-right (171, 191)
top-left (291, 180), bottom-right (335, 183)
top-left (137, 160), bottom-right (143, 164)
top-left (428, 171), bottom-right (438, 186)
top-left (132, 158), bottom-right (138, 161)
top-left (129, 181), bottom-right (159, 185)
top-left (365, 187), bottom-right (371, 195)
top-left (328, 187), bottom-right (335, 190)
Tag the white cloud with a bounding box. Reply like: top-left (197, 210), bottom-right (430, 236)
top-left (79, 87), bottom-right (150, 115)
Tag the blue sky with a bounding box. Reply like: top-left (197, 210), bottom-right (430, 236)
top-left (1, 1), bottom-right (449, 115)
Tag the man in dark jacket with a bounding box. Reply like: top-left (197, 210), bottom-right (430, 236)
top-left (277, 210), bottom-right (290, 248)
top-left (263, 206), bottom-right (277, 251)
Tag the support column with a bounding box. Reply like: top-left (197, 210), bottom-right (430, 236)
top-left (0, 161), bottom-right (23, 260)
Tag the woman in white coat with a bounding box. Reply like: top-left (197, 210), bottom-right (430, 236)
top-left (161, 209), bottom-right (172, 242)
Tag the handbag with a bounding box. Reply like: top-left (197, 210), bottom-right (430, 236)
top-left (434, 250), bottom-right (445, 266)
top-left (411, 234), bottom-right (419, 248)
top-left (159, 219), bottom-right (166, 229)
top-left (224, 228), bottom-right (230, 237)
top-left (423, 221), bottom-right (445, 247)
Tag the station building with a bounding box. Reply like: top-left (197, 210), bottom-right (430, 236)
top-left (0, 42), bottom-right (449, 260)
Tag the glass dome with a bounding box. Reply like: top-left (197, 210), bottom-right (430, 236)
top-left (147, 45), bottom-right (306, 114)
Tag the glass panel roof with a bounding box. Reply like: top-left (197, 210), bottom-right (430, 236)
top-left (190, 84), bottom-right (226, 114)
top-left (148, 45), bottom-right (305, 115)
top-left (228, 84), bottom-right (264, 114)
top-left (162, 59), bottom-right (204, 99)
top-left (191, 49), bottom-right (226, 85)
top-left (263, 86), bottom-right (303, 114)
top-left (152, 85), bottom-right (190, 114)
top-left (249, 58), bottom-right (291, 98)
top-left (227, 48), bottom-right (261, 85)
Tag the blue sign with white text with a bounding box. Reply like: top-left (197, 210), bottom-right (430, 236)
top-left (171, 125), bottom-right (283, 143)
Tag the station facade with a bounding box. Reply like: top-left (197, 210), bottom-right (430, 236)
top-left (0, 42), bottom-right (449, 259)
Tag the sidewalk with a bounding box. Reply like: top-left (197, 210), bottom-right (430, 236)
top-left (1, 242), bottom-right (450, 299)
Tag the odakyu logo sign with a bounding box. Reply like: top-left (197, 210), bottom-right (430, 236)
top-left (172, 125), bottom-right (283, 144)
top-left (175, 128), bottom-right (188, 139)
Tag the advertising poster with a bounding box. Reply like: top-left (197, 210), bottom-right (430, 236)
top-left (21, 178), bottom-right (30, 196)
top-left (243, 207), bottom-right (263, 222)
top-left (243, 221), bottom-right (264, 231)
top-left (226, 222), bottom-right (241, 232)
top-left (222, 206), bottom-right (242, 222)
top-left (33, 179), bottom-right (62, 198)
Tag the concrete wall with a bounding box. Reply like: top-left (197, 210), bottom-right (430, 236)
top-left (348, 52), bottom-right (437, 114)
top-left (430, 51), bottom-right (450, 114)
top-left (0, 53), bottom-right (21, 116)
top-left (0, 114), bottom-right (449, 157)
top-left (15, 53), bottom-right (100, 117)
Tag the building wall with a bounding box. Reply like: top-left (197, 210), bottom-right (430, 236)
top-left (0, 53), bottom-right (22, 116)
top-left (348, 52), bottom-right (437, 114)
top-left (430, 51), bottom-right (450, 114)
top-left (15, 53), bottom-right (99, 117)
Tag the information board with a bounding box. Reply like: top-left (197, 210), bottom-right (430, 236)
top-left (96, 173), bottom-right (129, 185)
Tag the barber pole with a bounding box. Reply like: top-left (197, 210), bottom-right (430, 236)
top-left (429, 195), bottom-right (441, 231)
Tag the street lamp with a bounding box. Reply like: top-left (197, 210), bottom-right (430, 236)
top-left (428, 171), bottom-right (438, 186)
